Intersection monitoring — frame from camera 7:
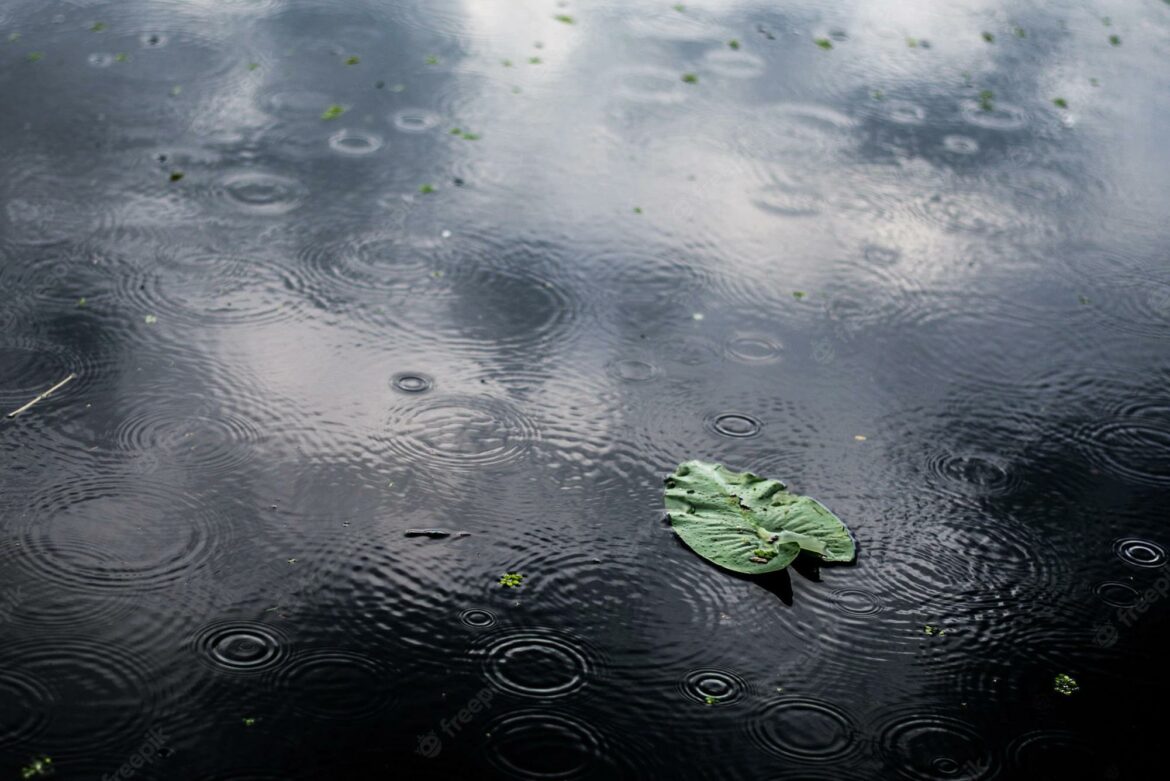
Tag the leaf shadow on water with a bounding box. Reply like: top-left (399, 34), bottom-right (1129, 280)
top-left (667, 523), bottom-right (834, 607)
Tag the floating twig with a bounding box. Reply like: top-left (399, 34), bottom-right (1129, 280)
top-left (7, 373), bottom-right (77, 418)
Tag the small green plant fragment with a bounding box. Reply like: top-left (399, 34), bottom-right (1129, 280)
top-left (872, 89), bottom-right (885, 100)
top-left (554, 14), bottom-right (575, 24)
top-left (451, 128), bottom-right (480, 140)
top-left (978, 89), bottom-right (995, 112)
top-left (20, 757), bottom-right (53, 779)
top-left (1054, 673), bottom-right (1079, 695)
top-left (247, 62), bottom-right (259, 71)
top-left (681, 72), bottom-right (698, 84)
top-left (426, 55), bottom-right (439, 64)
top-left (26, 51), bottom-right (43, 62)
top-left (673, 4), bottom-right (686, 11)
top-left (419, 183), bottom-right (435, 194)
top-left (169, 171), bottom-right (184, 182)
top-left (286, 558), bottom-right (297, 564)
top-left (704, 695), bottom-right (717, 705)
top-left (1109, 35), bottom-right (1121, 46)
top-left (1089, 78), bottom-right (1099, 87)
top-left (982, 32), bottom-right (994, 43)
top-left (170, 85), bottom-right (182, 96)
top-left (814, 38), bottom-right (833, 50)
top-left (906, 37), bottom-right (918, 48)
top-left (9, 32), bottom-right (22, 42)
top-left (91, 22), bottom-right (107, 32)
top-left (345, 55), bottom-right (360, 65)
top-left (1014, 26), bottom-right (1027, 38)
top-left (529, 56), bottom-right (542, 64)
top-left (1102, 17), bottom-right (1112, 27)
top-left (499, 572), bottom-right (524, 587)
top-left (77, 297), bottom-right (86, 307)
top-left (664, 460), bottom-right (856, 575)
top-left (501, 58), bottom-right (513, 67)
top-left (924, 624), bottom-right (946, 636)
top-left (633, 206), bottom-right (643, 214)
top-left (243, 717), bottom-right (257, 727)
top-left (792, 291), bottom-right (805, 300)
top-left (321, 104), bottom-right (344, 120)
top-left (1079, 295), bottom-right (1091, 305)
top-left (728, 39), bottom-right (740, 50)
top-left (115, 52), bottom-right (128, 62)
top-left (144, 314), bottom-right (158, 324)
top-left (1052, 97), bottom-right (1068, 109)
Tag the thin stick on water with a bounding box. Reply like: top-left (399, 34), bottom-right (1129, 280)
top-left (6, 373), bottom-right (77, 418)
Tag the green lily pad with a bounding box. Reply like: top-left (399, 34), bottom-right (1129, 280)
top-left (664, 460), bottom-right (856, 575)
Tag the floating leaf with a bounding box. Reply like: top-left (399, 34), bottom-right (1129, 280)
top-left (1109, 35), bottom-right (1121, 46)
top-left (663, 460), bottom-right (856, 575)
top-left (982, 32), bottom-right (995, 43)
top-left (345, 55), bottom-right (360, 65)
top-left (91, 22), bottom-right (107, 32)
top-left (814, 38), bottom-right (833, 50)
top-left (681, 72), bottom-right (698, 84)
top-left (728, 39), bottom-right (740, 50)
top-left (554, 14), bottom-right (575, 24)
top-left (1052, 97), bottom-right (1068, 109)
top-left (499, 572), bottom-right (524, 587)
top-left (321, 104), bottom-right (344, 120)
top-left (26, 51), bottom-right (43, 62)
top-left (169, 171), bottom-right (184, 182)
top-left (419, 183), bottom-right (435, 194)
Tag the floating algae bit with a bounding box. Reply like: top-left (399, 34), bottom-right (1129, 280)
top-left (814, 38), bottom-right (833, 50)
top-left (21, 757), bottom-right (53, 779)
top-left (1054, 673), bottom-right (1079, 695)
top-left (499, 572), bottom-right (524, 588)
top-left (321, 104), bottom-right (344, 120)
top-left (663, 460), bottom-right (856, 576)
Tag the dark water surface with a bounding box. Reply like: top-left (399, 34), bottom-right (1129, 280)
top-left (2, 0), bottom-right (1169, 778)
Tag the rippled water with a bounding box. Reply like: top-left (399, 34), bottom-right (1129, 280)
top-left (1, 0), bottom-right (1167, 778)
